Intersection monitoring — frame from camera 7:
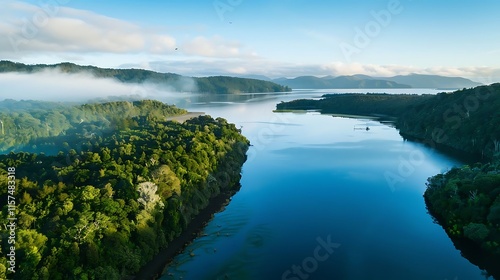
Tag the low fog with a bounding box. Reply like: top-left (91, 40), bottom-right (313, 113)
top-left (0, 69), bottom-right (198, 104)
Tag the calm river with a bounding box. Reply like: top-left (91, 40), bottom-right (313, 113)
top-left (157, 89), bottom-right (485, 280)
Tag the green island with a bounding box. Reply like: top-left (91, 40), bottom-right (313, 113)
top-left (277, 84), bottom-right (500, 277)
top-left (0, 100), bottom-right (249, 279)
top-left (0, 61), bottom-right (291, 94)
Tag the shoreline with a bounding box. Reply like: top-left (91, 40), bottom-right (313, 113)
top-left (132, 184), bottom-right (241, 280)
top-left (166, 112), bottom-right (205, 123)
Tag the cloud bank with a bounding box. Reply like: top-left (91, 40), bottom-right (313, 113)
top-left (0, 69), bottom-right (196, 102)
top-left (0, 1), bottom-right (176, 55)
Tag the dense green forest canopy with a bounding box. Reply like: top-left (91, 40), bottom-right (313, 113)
top-left (0, 99), bottom-right (187, 154)
top-left (0, 100), bottom-right (72, 113)
top-left (276, 93), bottom-right (434, 116)
top-left (0, 100), bottom-right (249, 279)
top-left (0, 61), bottom-right (291, 94)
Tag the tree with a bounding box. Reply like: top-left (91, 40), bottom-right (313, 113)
top-left (81, 185), bottom-right (100, 201)
top-left (463, 223), bottom-right (490, 243)
top-left (137, 182), bottom-right (164, 211)
top-left (151, 165), bottom-right (181, 198)
top-left (488, 203), bottom-right (500, 225)
top-left (16, 230), bottom-right (48, 278)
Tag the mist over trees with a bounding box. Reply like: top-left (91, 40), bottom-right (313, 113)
top-left (0, 100), bottom-right (187, 154)
top-left (0, 61), bottom-right (291, 95)
top-left (0, 100), bottom-right (249, 279)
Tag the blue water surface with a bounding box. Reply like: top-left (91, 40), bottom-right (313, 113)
top-left (158, 90), bottom-right (484, 280)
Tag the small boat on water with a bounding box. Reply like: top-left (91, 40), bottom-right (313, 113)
top-left (353, 125), bottom-right (370, 131)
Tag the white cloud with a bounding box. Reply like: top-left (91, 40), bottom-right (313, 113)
top-left (180, 35), bottom-right (258, 59)
top-left (0, 1), bottom-right (176, 55)
top-left (149, 35), bottom-right (177, 54)
top-left (317, 63), bottom-right (500, 83)
top-left (0, 1), bottom-right (257, 61)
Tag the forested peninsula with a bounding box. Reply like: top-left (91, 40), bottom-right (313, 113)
top-left (276, 84), bottom-right (500, 277)
top-left (0, 61), bottom-right (291, 94)
top-left (0, 100), bottom-right (250, 279)
top-left (277, 84), bottom-right (500, 159)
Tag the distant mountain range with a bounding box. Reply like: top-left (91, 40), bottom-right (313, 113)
top-left (240, 74), bottom-right (482, 89)
top-left (273, 75), bottom-right (410, 89)
top-left (0, 61), bottom-right (291, 94)
top-left (380, 74), bottom-right (482, 89)
top-left (0, 61), bottom-right (483, 92)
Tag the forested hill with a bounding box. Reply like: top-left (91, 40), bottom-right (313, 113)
top-left (397, 85), bottom-right (500, 160)
top-left (276, 84), bottom-right (500, 160)
top-left (0, 101), bottom-right (250, 279)
top-left (0, 60), bottom-right (291, 94)
top-left (276, 93), bottom-right (434, 117)
top-left (0, 99), bottom-right (188, 154)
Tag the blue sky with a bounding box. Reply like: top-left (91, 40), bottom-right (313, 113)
top-left (1, 0), bottom-right (500, 82)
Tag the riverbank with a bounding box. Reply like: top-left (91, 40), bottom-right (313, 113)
top-left (166, 112), bottom-right (205, 123)
top-left (399, 132), bottom-right (486, 164)
top-left (132, 184), bottom-right (242, 280)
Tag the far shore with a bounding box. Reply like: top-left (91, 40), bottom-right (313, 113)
top-left (273, 110), bottom-right (390, 120)
top-left (166, 112), bottom-right (205, 123)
